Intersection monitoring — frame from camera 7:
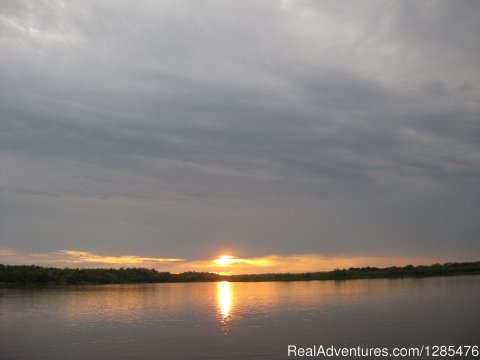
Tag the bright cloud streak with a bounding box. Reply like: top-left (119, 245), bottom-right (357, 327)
top-left (213, 255), bottom-right (272, 267)
top-left (0, 248), bottom-right (185, 270)
top-left (58, 250), bottom-right (184, 264)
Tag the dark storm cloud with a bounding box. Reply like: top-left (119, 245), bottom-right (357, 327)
top-left (1, 0), bottom-right (479, 260)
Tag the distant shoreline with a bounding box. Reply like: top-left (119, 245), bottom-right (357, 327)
top-left (1, 261), bottom-right (479, 285)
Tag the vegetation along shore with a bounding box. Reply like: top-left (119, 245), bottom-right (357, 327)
top-left (1, 261), bottom-right (479, 285)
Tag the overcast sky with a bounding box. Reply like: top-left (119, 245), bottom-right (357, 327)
top-left (1, 0), bottom-right (479, 272)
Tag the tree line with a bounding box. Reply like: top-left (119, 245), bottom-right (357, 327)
top-left (0, 261), bottom-right (479, 284)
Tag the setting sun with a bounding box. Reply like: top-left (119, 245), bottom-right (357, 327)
top-left (214, 255), bottom-right (235, 266)
top-left (210, 254), bottom-right (275, 272)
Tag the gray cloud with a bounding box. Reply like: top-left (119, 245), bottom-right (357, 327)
top-left (1, 0), bottom-right (479, 261)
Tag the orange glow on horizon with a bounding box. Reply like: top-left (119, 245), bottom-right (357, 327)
top-left (0, 247), bottom-right (462, 276)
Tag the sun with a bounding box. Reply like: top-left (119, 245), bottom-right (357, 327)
top-left (214, 255), bottom-right (235, 266)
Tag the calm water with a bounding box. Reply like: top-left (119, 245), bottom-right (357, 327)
top-left (1, 276), bottom-right (479, 359)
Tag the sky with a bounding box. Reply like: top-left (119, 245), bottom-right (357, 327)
top-left (1, 0), bottom-right (479, 274)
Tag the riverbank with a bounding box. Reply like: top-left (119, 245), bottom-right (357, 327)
top-left (1, 261), bottom-right (479, 285)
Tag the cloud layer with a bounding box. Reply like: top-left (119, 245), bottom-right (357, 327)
top-left (1, 1), bottom-right (479, 263)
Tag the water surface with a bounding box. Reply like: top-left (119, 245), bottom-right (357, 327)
top-left (1, 275), bottom-right (479, 359)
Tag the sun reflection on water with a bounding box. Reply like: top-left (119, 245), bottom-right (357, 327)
top-left (217, 281), bottom-right (233, 322)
